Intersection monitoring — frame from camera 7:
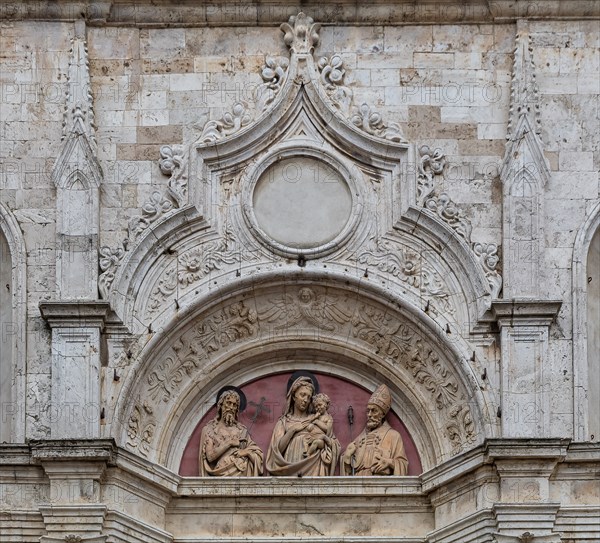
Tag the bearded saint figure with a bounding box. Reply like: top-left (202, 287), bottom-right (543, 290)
top-left (341, 384), bottom-right (408, 476)
top-left (199, 388), bottom-right (263, 476)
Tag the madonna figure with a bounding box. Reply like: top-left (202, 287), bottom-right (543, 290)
top-left (266, 375), bottom-right (340, 476)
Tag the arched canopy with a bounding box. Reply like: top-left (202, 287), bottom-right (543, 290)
top-left (112, 273), bottom-right (497, 473)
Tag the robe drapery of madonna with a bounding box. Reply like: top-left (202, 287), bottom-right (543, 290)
top-left (342, 421), bottom-right (408, 476)
top-left (266, 414), bottom-right (340, 476)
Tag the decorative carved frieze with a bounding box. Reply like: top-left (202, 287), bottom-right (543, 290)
top-left (351, 238), bottom-right (455, 316)
top-left (194, 300), bottom-right (259, 354)
top-left (145, 227), bottom-right (253, 317)
top-left (351, 305), bottom-right (475, 448)
top-left (148, 338), bottom-right (202, 403)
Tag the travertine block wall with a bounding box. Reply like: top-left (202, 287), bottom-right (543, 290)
top-left (2, 15), bottom-right (597, 440)
top-left (0, 5), bottom-right (599, 542)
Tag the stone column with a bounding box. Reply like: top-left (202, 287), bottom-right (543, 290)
top-left (490, 301), bottom-right (561, 438)
top-left (33, 440), bottom-right (112, 542)
top-left (39, 302), bottom-right (110, 439)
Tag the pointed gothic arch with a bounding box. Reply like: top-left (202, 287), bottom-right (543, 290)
top-left (0, 202), bottom-right (26, 443)
top-left (573, 201), bottom-right (600, 442)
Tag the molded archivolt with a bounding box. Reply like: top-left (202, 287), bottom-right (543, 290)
top-left (573, 200), bottom-right (600, 441)
top-left (113, 275), bottom-right (498, 473)
top-left (0, 202), bottom-right (26, 443)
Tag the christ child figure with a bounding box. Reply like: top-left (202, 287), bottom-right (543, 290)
top-left (304, 393), bottom-right (335, 456)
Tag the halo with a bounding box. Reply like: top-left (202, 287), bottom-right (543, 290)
top-left (216, 385), bottom-right (247, 412)
top-left (286, 370), bottom-right (320, 394)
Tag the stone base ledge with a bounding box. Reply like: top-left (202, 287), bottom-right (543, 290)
top-left (177, 475), bottom-right (422, 498)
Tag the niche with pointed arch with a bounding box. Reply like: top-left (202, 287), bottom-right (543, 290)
top-left (179, 371), bottom-right (423, 476)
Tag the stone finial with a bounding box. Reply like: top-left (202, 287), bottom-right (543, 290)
top-left (507, 30), bottom-right (541, 139)
top-left (62, 36), bottom-right (96, 147)
top-left (280, 12), bottom-right (321, 54)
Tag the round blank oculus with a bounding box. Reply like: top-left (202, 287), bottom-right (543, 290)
top-left (252, 157), bottom-right (353, 249)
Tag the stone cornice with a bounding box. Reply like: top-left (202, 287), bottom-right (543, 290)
top-left (30, 439), bottom-right (117, 463)
top-left (483, 300), bottom-right (562, 327)
top-left (485, 438), bottom-right (570, 460)
top-left (39, 301), bottom-right (111, 329)
top-left (1, 0), bottom-right (598, 25)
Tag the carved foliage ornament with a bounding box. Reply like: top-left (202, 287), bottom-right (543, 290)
top-left (126, 289), bottom-right (476, 457)
top-left (146, 301), bottom-right (258, 403)
top-left (98, 241), bottom-right (127, 299)
top-left (418, 144), bottom-right (502, 298)
top-left (280, 12), bottom-right (321, 54)
top-left (145, 226), bottom-right (254, 317)
top-left (352, 238), bottom-right (455, 316)
top-left (126, 401), bottom-right (156, 458)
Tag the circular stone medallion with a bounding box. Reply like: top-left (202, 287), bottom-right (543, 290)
top-left (252, 157), bottom-right (352, 250)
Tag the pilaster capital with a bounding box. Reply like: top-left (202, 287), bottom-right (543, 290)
top-left (484, 300), bottom-right (562, 328)
top-left (39, 301), bottom-right (112, 329)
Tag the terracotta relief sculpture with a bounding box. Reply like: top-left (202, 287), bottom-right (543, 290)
top-left (199, 388), bottom-right (264, 476)
top-left (341, 384), bottom-right (408, 476)
top-left (266, 376), bottom-right (340, 476)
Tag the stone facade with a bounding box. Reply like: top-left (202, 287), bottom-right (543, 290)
top-left (0, 1), bottom-right (599, 542)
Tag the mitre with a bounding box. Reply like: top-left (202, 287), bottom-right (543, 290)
top-left (368, 384), bottom-right (392, 415)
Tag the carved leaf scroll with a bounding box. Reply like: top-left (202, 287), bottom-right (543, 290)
top-left (145, 227), bottom-right (253, 318)
top-left (126, 401), bottom-right (156, 457)
top-left (98, 241), bottom-right (127, 299)
top-left (194, 301), bottom-right (259, 354)
top-left (351, 304), bottom-right (474, 451)
top-left (147, 339), bottom-right (202, 402)
top-left (353, 238), bottom-right (455, 316)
